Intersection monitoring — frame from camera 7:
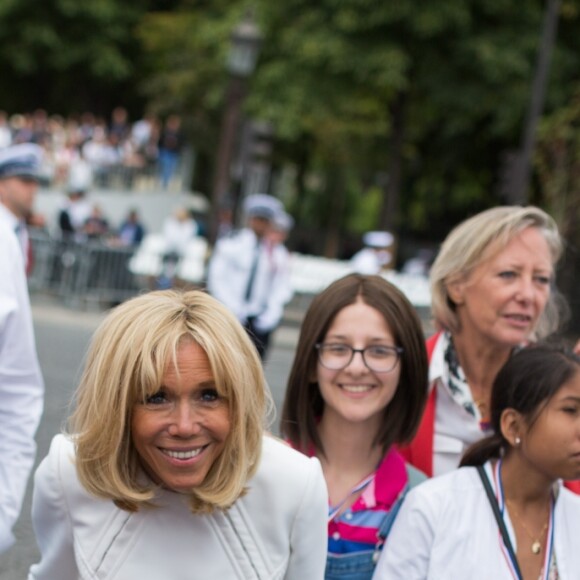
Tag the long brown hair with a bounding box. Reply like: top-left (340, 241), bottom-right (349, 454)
top-left (281, 274), bottom-right (428, 457)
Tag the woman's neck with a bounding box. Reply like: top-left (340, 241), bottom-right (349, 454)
top-left (452, 332), bottom-right (512, 394)
top-left (500, 452), bottom-right (554, 508)
top-left (317, 411), bottom-right (384, 474)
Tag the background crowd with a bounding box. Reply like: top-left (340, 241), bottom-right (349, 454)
top-left (0, 107), bottom-right (185, 192)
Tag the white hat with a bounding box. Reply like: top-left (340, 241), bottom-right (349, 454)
top-left (363, 231), bottom-right (394, 248)
top-left (273, 210), bottom-right (294, 232)
top-left (0, 143), bottom-right (43, 181)
top-left (243, 194), bottom-right (283, 220)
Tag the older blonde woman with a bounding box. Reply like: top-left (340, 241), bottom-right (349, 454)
top-left (29, 290), bottom-right (328, 579)
top-left (401, 206), bottom-right (570, 480)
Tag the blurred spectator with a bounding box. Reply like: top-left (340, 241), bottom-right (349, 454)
top-left (207, 194), bottom-right (288, 360)
top-left (401, 248), bottom-right (435, 277)
top-left (58, 170), bottom-right (92, 242)
top-left (0, 111), bottom-right (12, 148)
top-left (77, 112), bottom-right (96, 145)
top-left (156, 207), bottom-right (198, 289)
top-left (350, 231), bottom-right (394, 274)
top-left (216, 200), bottom-right (235, 240)
top-left (108, 106), bottom-right (130, 143)
top-left (82, 127), bottom-right (120, 188)
top-left (82, 204), bottom-right (110, 240)
top-left (158, 114), bottom-right (184, 189)
top-left (116, 208), bottom-right (145, 247)
top-left (0, 108), bottom-right (188, 191)
top-left (162, 207), bottom-right (198, 256)
top-left (30, 109), bottom-right (50, 146)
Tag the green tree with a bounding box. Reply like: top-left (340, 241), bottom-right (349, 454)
top-left (0, 0), bottom-right (149, 113)
top-left (135, 1), bottom-right (580, 254)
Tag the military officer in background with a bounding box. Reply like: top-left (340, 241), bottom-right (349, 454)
top-left (350, 230), bottom-right (395, 275)
top-left (0, 143), bottom-right (45, 553)
top-left (207, 194), bottom-right (293, 360)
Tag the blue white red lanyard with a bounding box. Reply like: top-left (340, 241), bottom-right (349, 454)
top-left (493, 459), bottom-right (555, 580)
top-left (328, 472), bottom-right (375, 522)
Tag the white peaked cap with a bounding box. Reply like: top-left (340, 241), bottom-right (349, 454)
top-left (362, 231), bottom-right (394, 248)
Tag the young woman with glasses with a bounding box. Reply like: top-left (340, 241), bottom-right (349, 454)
top-left (281, 274), bottom-right (429, 579)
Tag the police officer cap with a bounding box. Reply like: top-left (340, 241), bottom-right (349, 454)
top-left (0, 143), bottom-right (43, 181)
top-left (363, 231), bottom-right (394, 248)
top-left (243, 194), bottom-right (283, 220)
top-left (273, 210), bottom-right (294, 232)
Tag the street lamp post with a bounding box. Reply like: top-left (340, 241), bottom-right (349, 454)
top-left (209, 14), bottom-right (262, 244)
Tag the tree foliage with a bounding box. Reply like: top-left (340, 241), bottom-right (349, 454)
top-left (2, 0), bottom-right (580, 261)
top-left (0, 0), bottom-right (149, 112)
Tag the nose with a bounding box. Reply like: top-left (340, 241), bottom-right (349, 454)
top-left (344, 349), bottom-right (369, 373)
top-left (515, 275), bottom-right (535, 303)
top-left (167, 401), bottom-right (202, 438)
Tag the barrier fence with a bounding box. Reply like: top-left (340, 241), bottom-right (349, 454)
top-left (28, 230), bottom-right (431, 321)
top-left (28, 230), bottom-right (143, 309)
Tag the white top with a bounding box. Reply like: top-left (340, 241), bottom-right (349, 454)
top-left (29, 434), bottom-right (328, 580)
top-left (372, 463), bottom-right (580, 579)
top-left (430, 333), bottom-right (487, 476)
top-left (0, 204), bottom-right (44, 553)
top-left (60, 196), bottom-right (92, 232)
top-left (207, 229), bottom-right (294, 332)
top-left (162, 216), bottom-right (198, 255)
top-left (350, 248), bottom-right (391, 275)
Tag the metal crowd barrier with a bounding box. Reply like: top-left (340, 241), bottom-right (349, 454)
top-left (28, 229), bottom-right (142, 309)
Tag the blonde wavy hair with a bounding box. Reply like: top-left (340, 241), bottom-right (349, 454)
top-left (68, 289), bottom-right (271, 513)
top-left (430, 206), bottom-right (563, 338)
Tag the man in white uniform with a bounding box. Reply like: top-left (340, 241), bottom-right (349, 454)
top-left (206, 194), bottom-right (292, 360)
top-left (350, 230), bottom-right (394, 274)
top-left (0, 144), bottom-right (45, 553)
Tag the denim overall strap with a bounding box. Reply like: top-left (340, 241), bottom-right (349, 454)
top-left (375, 484), bottom-right (409, 543)
top-left (324, 485), bottom-right (409, 580)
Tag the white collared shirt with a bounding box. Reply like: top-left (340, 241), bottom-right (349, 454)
top-left (206, 228), bottom-right (293, 332)
top-left (429, 332), bottom-right (490, 476)
top-left (373, 463), bottom-right (580, 579)
top-left (0, 202), bottom-right (44, 553)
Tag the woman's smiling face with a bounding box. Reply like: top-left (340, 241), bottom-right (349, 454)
top-left (316, 298), bottom-right (401, 428)
top-left (131, 340), bottom-right (231, 493)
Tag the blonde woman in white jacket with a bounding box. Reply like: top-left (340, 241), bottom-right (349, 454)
top-left (29, 290), bottom-right (328, 580)
top-left (374, 344), bottom-right (580, 580)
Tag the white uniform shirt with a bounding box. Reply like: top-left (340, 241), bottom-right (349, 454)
top-left (207, 229), bottom-right (293, 332)
top-left (0, 204), bottom-right (44, 553)
top-left (373, 463), bottom-right (580, 579)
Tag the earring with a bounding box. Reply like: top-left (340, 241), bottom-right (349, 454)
top-left (514, 437), bottom-right (521, 446)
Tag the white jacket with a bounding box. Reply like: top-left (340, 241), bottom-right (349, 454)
top-left (0, 204), bottom-right (44, 553)
top-left (29, 434), bottom-right (328, 579)
top-left (373, 463), bottom-right (580, 579)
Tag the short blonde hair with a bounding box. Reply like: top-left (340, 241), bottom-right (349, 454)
top-left (430, 206), bottom-right (563, 337)
top-left (69, 289), bottom-right (271, 513)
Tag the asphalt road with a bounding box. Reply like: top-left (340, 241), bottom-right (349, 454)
top-left (0, 295), bottom-right (299, 579)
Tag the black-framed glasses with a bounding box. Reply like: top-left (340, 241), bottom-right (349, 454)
top-left (315, 343), bottom-right (403, 373)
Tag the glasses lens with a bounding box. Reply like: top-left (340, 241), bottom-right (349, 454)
top-left (318, 344), bottom-right (352, 369)
top-left (363, 345), bottom-right (399, 372)
top-left (318, 344), bottom-right (401, 372)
